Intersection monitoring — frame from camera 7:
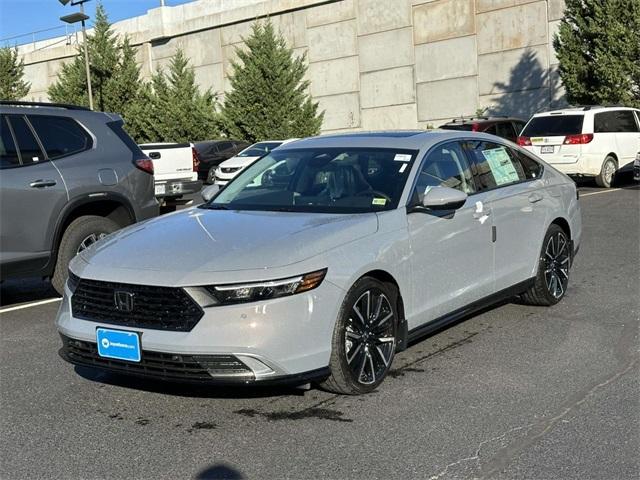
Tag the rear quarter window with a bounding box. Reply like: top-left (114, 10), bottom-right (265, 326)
top-left (522, 115), bottom-right (584, 137)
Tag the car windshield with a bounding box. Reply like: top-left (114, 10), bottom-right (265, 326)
top-left (522, 115), bottom-right (584, 137)
top-left (237, 142), bottom-right (282, 157)
top-left (204, 147), bottom-right (418, 213)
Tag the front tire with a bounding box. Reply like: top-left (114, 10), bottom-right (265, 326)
top-left (321, 277), bottom-right (398, 395)
top-left (595, 156), bottom-right (617, 188)
top-left (51, 215), bottom-right (119, 295)
top-left (520, 224), bottom-right (571, 306)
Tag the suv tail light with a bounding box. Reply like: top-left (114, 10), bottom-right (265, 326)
top-left (134, 156), bottom-right (154, 174)
top-left (192, 147), bottom-right (200, 172)
top-left (563, 133), bottom-right (593, 145)
top-left (517, 136), bottom-right (532, 146)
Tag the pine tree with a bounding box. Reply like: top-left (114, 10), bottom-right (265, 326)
top-left (139, 49), bottom-right (220, 143)
top-left (220, 20), bottom-right (323, 142)
top-left (48, 4), bottom-right (145, 120)
top-left (553, 0), bottom-right (640, 107)
top-left (0, 47), bottom-right (30, 100)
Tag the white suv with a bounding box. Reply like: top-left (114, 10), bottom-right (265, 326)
top-left (518, 106), bottom-right (640, 187)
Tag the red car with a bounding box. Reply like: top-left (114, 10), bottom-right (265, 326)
top-left (440, 116), bottom-right (526, 143)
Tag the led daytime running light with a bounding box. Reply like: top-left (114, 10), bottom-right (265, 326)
top-left (208, 269), bottom-right (327, 304)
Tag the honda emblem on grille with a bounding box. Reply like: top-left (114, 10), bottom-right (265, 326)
top-left (114, 290), bottom-right (135, 312)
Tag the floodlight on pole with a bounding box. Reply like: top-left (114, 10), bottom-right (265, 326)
top-left (59, 0), bottom-right (93, 110)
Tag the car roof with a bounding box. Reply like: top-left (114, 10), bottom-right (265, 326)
top-left (277, 130), bottom-right (501, 150)
top-left (0, 102), bottom-right (120, 122)
top-left (532, 106), bottom-right (640, 117)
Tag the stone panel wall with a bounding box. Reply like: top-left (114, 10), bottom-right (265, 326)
top-left (18, 0), bottom-right (566, 133)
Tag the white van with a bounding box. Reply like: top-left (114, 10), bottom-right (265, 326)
top-left (518, 106), bottom-right (640, 187)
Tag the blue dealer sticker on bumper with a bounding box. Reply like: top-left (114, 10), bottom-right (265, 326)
top-left (96, 328), bottom-right (141, 362)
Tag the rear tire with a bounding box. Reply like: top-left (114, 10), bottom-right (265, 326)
top-left (51, 215), bottom-right (119, 295)
top-left (520, 224), bottom-right (571, 306)
top-left (320, 277), bottom-right (398, 395)
top-left (595, 156), bottom-right (617, 188)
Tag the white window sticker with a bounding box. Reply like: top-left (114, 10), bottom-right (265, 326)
top-left (398, 163), bottom-right (407, 173)
top-left (394, 153), bottom-right (412, 162)
top-left (372, 198), bottom-right (387, 206)
top-left (482, 147), bottom-right (520, 185)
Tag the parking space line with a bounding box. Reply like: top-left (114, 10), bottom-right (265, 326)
top-left (580, 188), bottom-right (622, 197)
top-left (0, 297), bottom-right (61, 314)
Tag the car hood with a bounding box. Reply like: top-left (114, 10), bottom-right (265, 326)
top-left (218, 156), bottom-right (259, 169)
top-left (78, 208), bottom-right (378, 279)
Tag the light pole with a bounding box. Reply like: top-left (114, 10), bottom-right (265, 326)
top-left (59, 0), bottom-right (93, 110)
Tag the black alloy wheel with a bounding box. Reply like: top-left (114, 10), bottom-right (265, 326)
top-left (543, 230), bottom-right (570, 299)
top-left (321, 277), bottom-right (398, 394)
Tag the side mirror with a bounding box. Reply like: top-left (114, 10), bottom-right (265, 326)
top-left (421, 186), bottom-right (468, 210)
top-left (201, 184), bottom-right (220, 202)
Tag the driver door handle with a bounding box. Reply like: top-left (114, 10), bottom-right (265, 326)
top-left (30, 179), bottom-right (57, 188)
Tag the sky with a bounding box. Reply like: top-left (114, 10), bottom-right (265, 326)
top-left (0, 0), bottom-right (195, 46)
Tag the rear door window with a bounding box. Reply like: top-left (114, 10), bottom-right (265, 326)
top-left (463, 141), bottom-right (526, 190)
top-left (0, 115), bottom-right (21, 168)
top-left (614, 111), bottom-right (639, 132)
top-left (593, 111), bottom-right (639, 133)
top-left (28, 115), bottom-right (93, 159)
top-left (6, 115), bottom-right (44, 164)
top-left (522, 115), bottom-right (584, 137)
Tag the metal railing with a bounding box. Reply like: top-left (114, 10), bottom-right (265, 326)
top-left (0, 24), bottom-right (80, 50)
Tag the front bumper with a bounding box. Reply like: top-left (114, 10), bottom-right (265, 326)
top-left (59, 334), bottom-right (329, 386)
top-left (56, 278), bottom-right (343, 384)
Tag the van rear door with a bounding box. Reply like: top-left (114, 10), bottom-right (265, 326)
top-left (520, 114), bottom-right (585, 163)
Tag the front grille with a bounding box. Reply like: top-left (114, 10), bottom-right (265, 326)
top-left (71, 279), bottom-right (203, 332)
top-left (60, 335), bottom-right (254, 383)
top-left (221, 167), bottom-right (240, 174)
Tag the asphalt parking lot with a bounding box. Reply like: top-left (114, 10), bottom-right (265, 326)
top-left (1, 180), bottom-right (638, 480)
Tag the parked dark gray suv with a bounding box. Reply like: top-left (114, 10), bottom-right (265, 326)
top-left (0, 101), bottom-right (159, 294)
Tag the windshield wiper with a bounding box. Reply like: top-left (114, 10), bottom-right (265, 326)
top-left (201, 204), bottom-right (229, 210)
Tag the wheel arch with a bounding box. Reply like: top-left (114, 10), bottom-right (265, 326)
top-left (357, 269), bottom-right (408, 351)
top-left (550, 216), bottom-right (571, 240)
top-left (45, 193), bottom-right (137, 275)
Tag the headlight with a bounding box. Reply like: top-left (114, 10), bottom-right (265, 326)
top-left (67, 270), bottom-right (81, 293)
top-left (206, 269), bottom-right (327, 305)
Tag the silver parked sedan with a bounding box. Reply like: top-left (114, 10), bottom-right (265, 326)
top-left (57, 131), bottom-right (582, 394)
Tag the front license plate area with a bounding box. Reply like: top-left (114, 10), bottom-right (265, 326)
top-left (96, 328), bottom-right (141, 362)
top-left (540, 145), bottom-right (554, 154)
top-left (155, 184), bottom-right (166, 195)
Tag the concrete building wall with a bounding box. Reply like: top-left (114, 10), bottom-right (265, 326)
top-left (17, 0), bottom-right (566, 133)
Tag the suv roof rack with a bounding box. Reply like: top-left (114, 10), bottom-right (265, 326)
top-left (0, 100), bottom-right (91, 111)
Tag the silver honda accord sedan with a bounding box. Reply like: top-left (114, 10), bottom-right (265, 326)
top-left (57, 131), bottom-right (582, 394)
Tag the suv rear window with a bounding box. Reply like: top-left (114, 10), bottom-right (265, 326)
top-left (522, 115), bottom-right (584, 137)
top-left (28, 115), bottom-right (93, 159)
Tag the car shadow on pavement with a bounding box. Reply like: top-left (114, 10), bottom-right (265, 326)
top-left (0, 278), bottom-right (59, 308)
top-left (73, 366), bottom-right (311, 399)
top-left (195, 464), bottom-right (244, 480)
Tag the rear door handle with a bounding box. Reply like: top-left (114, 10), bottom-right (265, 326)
top-left (528, 193), bottom-right (543, 203)
top-left (148, 152), bottom-right (161, 159)
top-left (30, 179), bottom-right (57, 188)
